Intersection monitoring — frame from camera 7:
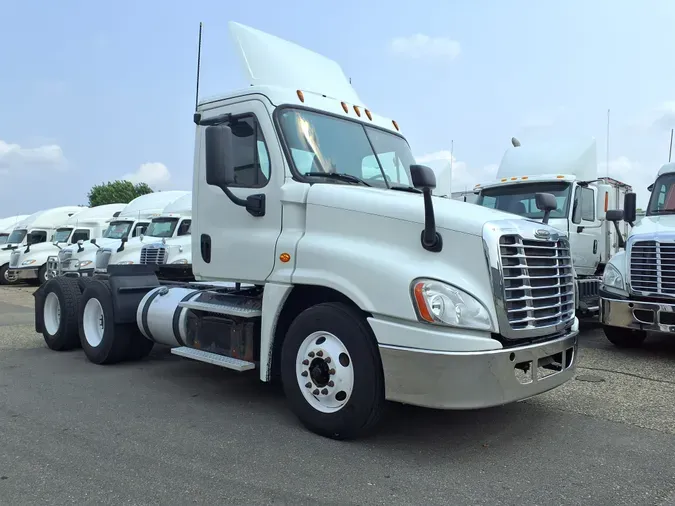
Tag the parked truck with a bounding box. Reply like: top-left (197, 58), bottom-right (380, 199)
top-left (94, 192), bottom-right (192, 273)
top-left (8, 204), bottom-right (126, 285)
top-left (1, 206), bottom-right (85, 285)
top-left (0, 215), bottom-right (29, 245)
top-left (473, 138), bottom-right (632, 317)
top-left (599, 162), bottom-right (672, 347)
top-left (34, 21), bottom-right (579, 440)
top-left (53, 191), bottom-right (189, 279)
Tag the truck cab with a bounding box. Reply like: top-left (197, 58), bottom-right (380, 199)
top-left (34, 21), bottom-right (580, 439)
top-left (0, 215), bottom-right (29, 246)
top-left (95, 192), bottom-right (192, 272)
top-left (474, 138), bottom-right (632, 316)
top-left (9, 204), bottom-right (126, 285)
top-left (1, 206), bottom-right (85, 285)
top-left (56, 191), bottom-right (190, 278)
top-left (600, 162), bottom-right (675, 347)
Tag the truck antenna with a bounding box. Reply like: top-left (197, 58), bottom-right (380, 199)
top-left (606, 108), bottom-right (610, 177)
top-left (669, 128), bottom-right (673, 163)
top-left (194, 22), bottom-right (203, 113)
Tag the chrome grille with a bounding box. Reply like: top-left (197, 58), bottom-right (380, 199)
top-left (630, 240), bottom-right (674, 295)
top-left (58, 249), bottom-right (74, 270)
top-left (140, 244), bottom-right (167, 265)
top-left (9, 251), bottom-right (20, 268)
top-left (95, 249), bottom-right (112, 271)
top-left (499, 235), bottom-right (575, 331)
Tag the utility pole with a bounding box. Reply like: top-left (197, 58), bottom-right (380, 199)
top-left (669, 128), bottom-right (673, 163)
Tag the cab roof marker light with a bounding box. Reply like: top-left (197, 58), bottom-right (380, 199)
top-left (556, 175), bottom-right (565, 179)
top-left (522, 176), bottom-right (528, 180)
top-left (341, 101), bottom-right (349, 113)
top-left (501, 178), bottom-right (507, 182)
top-left (365, 109), bottom-right (372, 120)
top-left (392, 120), bottom-right (400, 131)
top-left (353, 105), bottom-right (361, 117)
top-left (297, 90), bottom-right (305, 102)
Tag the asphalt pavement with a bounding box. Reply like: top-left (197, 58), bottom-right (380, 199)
top-left (1, 286), bottom-right (674, 505)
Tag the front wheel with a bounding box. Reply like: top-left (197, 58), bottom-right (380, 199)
top-left (280, 302), bottom-right (385, 440)
top-left (603, 325), bottom-right (647, 348)
top-left (0, 264), bottom-right (17, 286)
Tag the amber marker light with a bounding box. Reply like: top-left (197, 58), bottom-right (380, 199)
top-left (392, 120), bottom-right (399, 131)
top-left (297, 90), bottom-right (305, 102)
top-left (341, 101), bottom-right (349, 113)
top-left (413, 282), bottom-right (434, 323)
top-left (279, 253), bottom-right (291, 263)
top-left (365, 109), bottom-right (372, 120)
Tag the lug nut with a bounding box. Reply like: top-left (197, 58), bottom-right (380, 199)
top-left (321, 388), bottom-right (328, 395)
top-left (301, 371), bottom-right (308, 377)
top-left (328, 381), bottom-right (334, 387)
top-left (316, 350), bottom-right (323, 357)
top-left (329, 368), bottom-right (336, 375)
top-left (305, 382), bottom-right (312, 388)
top-left (308, 352), bottom-right (315, 358)
top-left (313, 389), bottom-right (320, 395)
top-left (325, 357), bottom-right (331, 364)
top-left (302, 359), bottom-right (309, 365)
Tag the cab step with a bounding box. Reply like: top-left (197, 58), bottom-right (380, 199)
top-left (170, 346), bottom-right (256, 371)
top-left (178, 297), bottom-right (262, 318)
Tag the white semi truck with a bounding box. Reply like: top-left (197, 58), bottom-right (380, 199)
top-left (54, 191), bottom-right (189, 279)
top-left (473, 138), bottom-right (632, 317)
top-left (33, 21), bottom-right (579, 440)
top-left (0, 215), bottom-right (30, 245)
top-left (599, 162), bottom-right (673, 347)
top-left (94, 192), bottom-right (192, 273)
top-left (8, 204), bottom-right (126, 285)
top-left (1, 206), bottom-right (85, 285)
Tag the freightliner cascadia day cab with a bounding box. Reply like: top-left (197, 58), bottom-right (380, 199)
top-left (1, 206), bottom-right (85, 285)
top-left (600, 162), bottom-right (674, 347)
top-left (9, 203), bottom-right (126, 285)
top-left (54, 191), bottom-right (189, 278)
top-left (93, 191), bottom-right (191, 273)
top-left (474, 138), bottom-right (632, 318)
top-left (138, 192), bottom-right (193, 271)
top-left (34, 22), bottom-right (579, 440)
top-left (0, 215), bottom-right (29, 245)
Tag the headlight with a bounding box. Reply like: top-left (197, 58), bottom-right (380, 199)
top-left (171, 259), bottom-right (189, 264)
top-left (411, 279), bottom-right (493, 331)
top-left (21, 259), bottom-right (36, 266)
top-left (117, 260), bottom-right (134, 265)
top-left (602, 263), bottom-right (624, 290)
top-left (78, 260), bottom-right (92, 268)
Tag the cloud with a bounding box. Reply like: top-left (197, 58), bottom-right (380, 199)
top-left (0, 140), bottom-right (67, 172)
top-left (122, 162), bottom-right (172, 189)
top-left (390, 34), bottom-right (461, 61)
top-left (651, 101), bottom-right (675, 131)
top-left (416, 150), bottom-right (497, 194)
top-left (521, 106), bottom-right (566, 129)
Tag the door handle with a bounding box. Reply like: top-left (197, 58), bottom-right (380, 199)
top-left (593, 239), bottom-right (598, 254)
top-left (200, 234), bottom-right (211, 263)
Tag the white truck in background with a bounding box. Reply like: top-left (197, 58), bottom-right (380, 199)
top-left (95, 192), bottom-right (192, 273)
top-left (34, 21), bottom-right (579, 440)
top-left (452, 190), bottom-right (479, 204)
top-left (1, 206), bottom-right (85, 285)
top-left (600, 162), bottom-right (673, 347)
top-left (0, 215), bottom-right (29, 245)
top-left (138, 192), bottom-right (193, 277)
top-left (54, 191), bottom-right (189, 279)
top-left (9, 204), bottom-right (126, 285)
top-left (473, 138), bottom-right (632, 317)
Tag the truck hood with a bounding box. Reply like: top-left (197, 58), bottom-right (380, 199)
top-left (307, 184), bottom-right (541, 237)
top-left (629, 214), bottom-right (675, 238)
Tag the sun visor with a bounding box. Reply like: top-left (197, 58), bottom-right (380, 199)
top-left (228, 21), bottom-right (363, 105)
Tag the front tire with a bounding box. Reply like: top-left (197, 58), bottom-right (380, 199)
top-left (0, 264), bottom-right (17, 286)
top-left (280, 302), bottom-right (385, 440)
top-left (40, 277), bottom-right (82, 351)
top-left (603, 325), bottom-right (647, 348)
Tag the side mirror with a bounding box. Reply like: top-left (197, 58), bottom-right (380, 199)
top-left (596, 184), bottom-right (612, 221)
top-left (410, 165), bottom-right (442, 252)
top-left (535, 192), bottom-right (557, 224)
top-left (205, 124), bottom-right (236, 189)
top-left (606, 209), bottom-right (624, 222)
top-left (606, 208), bottom-right (627, 249)
top-left (623, 192), bottom-right (637, 225)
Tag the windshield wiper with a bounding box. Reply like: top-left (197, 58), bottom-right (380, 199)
top-left (650, 209), bottom-right (675, 215)
top-left (305, 172), bottom-right (371, 187)
top-left (389, 184), bottom-right (422, 194)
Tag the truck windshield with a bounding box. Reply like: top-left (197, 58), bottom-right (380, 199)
top-left (145, 218), bottom-right (178, 238)
top-left (476, 182), bottom-right (572, 219)
top-left (277, 108), bottom-right (415, 187)
top-left (103, 221), bottom-right (133, 239)
top-left (0, 234), bottom-right (7, 245)
top-left (53, 228), bottom-right (73, 243)
top-left (647, 172), bottom-right (675, 215)
top-left (7, 229), bottom-right (27, 244)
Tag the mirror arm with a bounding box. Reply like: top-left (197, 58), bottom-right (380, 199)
top-left (611, 220), bottom-right (626, 249)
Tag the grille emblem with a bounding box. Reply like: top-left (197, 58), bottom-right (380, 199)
top-left (535, 229), bottom-right (550, 240)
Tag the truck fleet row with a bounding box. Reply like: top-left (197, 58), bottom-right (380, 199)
top-left (0, 21), bottom-right (664, 440)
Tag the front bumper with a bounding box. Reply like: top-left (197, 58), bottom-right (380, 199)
top-left (7, 266), bottom-right (38, 281)
top-left (375, 322), bottom-right (578, 410)
top-left (600, 294), bottom-right (675, 333)
top-left (61, 268), bottom-right (96, 278)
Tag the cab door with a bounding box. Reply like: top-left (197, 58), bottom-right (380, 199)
top-left (192, 97), bottom-right (284, 284)
top-left (569, 185), bottom-right (601, 275)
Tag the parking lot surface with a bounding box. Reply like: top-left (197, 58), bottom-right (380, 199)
top-left (1, 285), bottom-right (674, 505)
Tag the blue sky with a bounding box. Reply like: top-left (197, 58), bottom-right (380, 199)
top-left (2, 0), bottom-right (675, 216)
